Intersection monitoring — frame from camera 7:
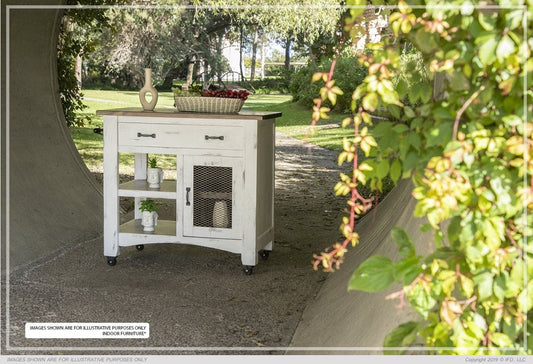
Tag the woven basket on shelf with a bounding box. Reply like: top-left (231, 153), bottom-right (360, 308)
top-left (175, 96), bottom-right (244, 113)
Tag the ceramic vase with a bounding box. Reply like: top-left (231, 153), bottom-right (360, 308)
top-left (141, 210), bottom-right (158, 232)
top-left (212, 200), bottom-right (229, 228)
top-left (147, 167), bottom-right (164, 189)
top-left (139, 68), bottom-right (158, 111)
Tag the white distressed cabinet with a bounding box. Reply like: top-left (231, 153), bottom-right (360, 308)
top-left (97, 108), bottom-right (280, 274)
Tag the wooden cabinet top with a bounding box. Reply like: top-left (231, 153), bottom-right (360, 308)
top-left (96, 108), bottom-right (282, 120)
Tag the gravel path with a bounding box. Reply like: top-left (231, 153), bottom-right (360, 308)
top-left (5, 132), bottom-right (348, 354)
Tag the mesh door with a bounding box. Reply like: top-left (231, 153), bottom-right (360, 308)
top-left (193, 165), bottom-right (233, 228)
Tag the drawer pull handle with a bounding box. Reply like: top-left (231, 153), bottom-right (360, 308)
top-left (205, 135), bottom-right (224, 141)
top-left (186, 187), bottom-right (191, 206)
top-left (137, 132), bottom-right (156, 138)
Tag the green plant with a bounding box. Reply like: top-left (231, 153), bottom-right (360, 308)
top-left (289, 55), bottom-right (368, 112)
top-left (312, 0), bottom-right (532, 355)
top-left (148, 157), bottom-right (158, 169)
top-left (139, 199), bottom-right (156, 213)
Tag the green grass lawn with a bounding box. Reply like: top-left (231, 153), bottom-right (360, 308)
top-left (71, 89), bottom-right (352, 173)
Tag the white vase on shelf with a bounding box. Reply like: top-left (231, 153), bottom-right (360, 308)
top-left (139, 68), bottom-right (158, 111)
top-left (212, 200), bottom-right (229, 228)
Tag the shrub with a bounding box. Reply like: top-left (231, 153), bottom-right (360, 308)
top-left (289, 56), bottom-right (367, 112)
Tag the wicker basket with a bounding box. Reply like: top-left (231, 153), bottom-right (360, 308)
top-left (175, 97), bottom-right (244, 113)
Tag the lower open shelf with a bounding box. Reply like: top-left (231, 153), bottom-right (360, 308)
top-left (119, 219), bottom-right (178, 245)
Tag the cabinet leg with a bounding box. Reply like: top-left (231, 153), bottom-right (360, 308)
top-left (259, 250), bottom-right (270, 260)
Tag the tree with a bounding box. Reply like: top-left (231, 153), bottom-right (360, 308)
top-left (84, 2), bottom-right (232, 90)
top-left (312, 0), bottom-right (532, 355)
top-left (57, 0), bottom-right (122, 127)
top-left (196, 0), bottom-right (344, 74)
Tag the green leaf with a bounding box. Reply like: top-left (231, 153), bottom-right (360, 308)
top-left (491, 333), bottom-right (513, 348)
top-left (348, 255), bottom-right (394, 292)
top-left (362, 92), bottom-right (378, 111)
top-left (403, 106), bottom-right (415, 118)
top-left (478, 12), bottom-right (496, 31)
top-left (496, 35), bottom-right (515, 62)
top-left (464, 321), bottom-right (484, 341)
top-left (380, 87), bottom-right (400, 105)
top-left (460, 275), bottom-right (474, 298)
top-left (419, 83), bottom-right (432, 104)
top-left (376, 160), bottom-right (389, 179)
top-left (414, 27), bottom-right (438, 53)
top-left (510, 259), bottom-right (524, 285)
top-left (447, 216), bottom-right (462, 248)
top-left (517, 280), bottom-right (533, 312)
top-left (393, 124), bottom-right (409, 133)
top-left (478, 34), bottom-right (498, 64)
top-left (426, 122), bottom-right (453, 147)
top-left (394, 256), bottom-right (422, 285)
top-left (383, 321), bottom-right (421, 354)
top-left (493, 274), bottom-right (507, 301)
top-left (391, 227), bottom-right (415, 258)
top-left (403, 151), bottom-right (419, 174)
top-left (390, 160), bottom-right (402, 183)
top-left (473, 270), bottom-right (494, 301)
top-left (450, 70), bottom-right (470, 91)
top-left (407, 284), bottom-right (437, 319)
top-left (408, 83), bottom-right (422, 103)
top-left (451, 319), bottom-right (481, 353)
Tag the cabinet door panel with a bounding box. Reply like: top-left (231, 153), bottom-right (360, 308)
top-left (183, 156), bottom-right (243, 239)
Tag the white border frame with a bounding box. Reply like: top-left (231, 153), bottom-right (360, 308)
top-left (1, 2), bottom-right (529, 357)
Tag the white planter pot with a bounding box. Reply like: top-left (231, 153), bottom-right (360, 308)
top-left (141, 211), bottom-right (158, 232)
top-left (147, 167), bottom-right (163, 188)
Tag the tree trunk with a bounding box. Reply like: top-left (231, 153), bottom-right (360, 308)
top-left (250, 31), bottom-right (258, 81)
top-left (239, 26), bottom-right (245, 82)
top-left (260, 34), bottom-right (265, 80)
top-left (75, 54), bottom-right (82, 90)
top-left (202, 59), bottom-right (209, 90)
top-left (185, 55), bottom-right (195, 90)
top-left (284, 36), bottom-right (291, 71)
top-left (161, 67), bottom-right (181, 90)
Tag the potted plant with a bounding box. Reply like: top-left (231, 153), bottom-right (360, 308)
top-left (140, 199), bottom-right (158, 233)
top-left (147, 156), bottom-right (163, 189)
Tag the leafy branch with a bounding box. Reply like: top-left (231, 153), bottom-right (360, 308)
top-left (311, 0), bottom-right (532, 355)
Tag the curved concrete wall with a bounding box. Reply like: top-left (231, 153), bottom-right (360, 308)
top-left (4, 2), bottom-right (103, 271)
top-left (289, 179), bottom-right (433, 352)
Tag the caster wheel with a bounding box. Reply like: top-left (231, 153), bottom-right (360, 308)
top-left (259, 250), bottom-right (270, 260)
top-left (136, 244), bottom-right (144, 251)
top-left (106, 257), bottom-right (117, 266)
top-left (243, 266), bottom-right (254, 275)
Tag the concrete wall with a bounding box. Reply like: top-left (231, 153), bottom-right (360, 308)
top-left (289, 179), bottom-right (433, 353)
top-left (3, 2), bottom-right (103, 272)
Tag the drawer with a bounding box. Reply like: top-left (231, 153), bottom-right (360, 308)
top-left (118, 123), bottom-right (244, 150)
